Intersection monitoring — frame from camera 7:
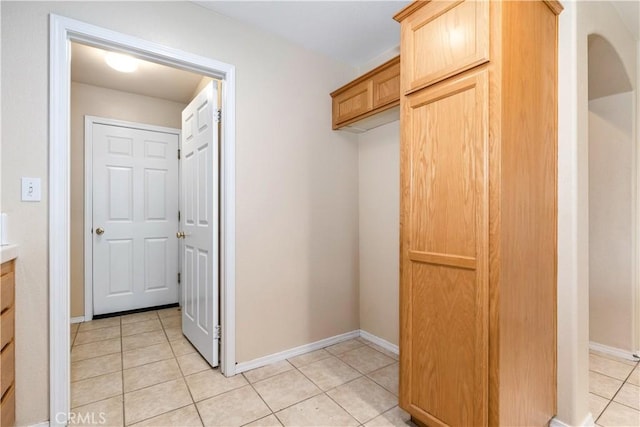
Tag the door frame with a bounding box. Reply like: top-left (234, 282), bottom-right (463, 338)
top-left (50, 14), bottom-right (237, 425)
top-left (84, 116), bottom-right (182, 319)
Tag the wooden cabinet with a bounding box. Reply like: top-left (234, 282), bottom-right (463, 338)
top-left (331, 56), bottom-right (400, 131)
top-left (0, 260), bottom-right (15, 427)
top-left (395, 1), bottom-right (562, 426)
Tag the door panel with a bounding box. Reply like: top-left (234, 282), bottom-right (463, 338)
top-left (400, 69), bottom-right (489, 426)
top-left (180, 81), bottom-right (219, 367)
top-left (92, 122), bottom-right (179, 315)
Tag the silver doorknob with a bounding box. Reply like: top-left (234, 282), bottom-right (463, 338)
top-left (95, 227), bottom-right (105, 236)
top-left (176, 231), bottom-right (185, 239)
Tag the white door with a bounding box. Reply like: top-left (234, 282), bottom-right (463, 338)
top-left (92, 122), bottom-right (180, 315)
top-left (180, 81), bottom-right (220, 367)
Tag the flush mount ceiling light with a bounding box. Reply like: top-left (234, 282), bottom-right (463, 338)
top-left (105, 52), bottom-right (138, 73)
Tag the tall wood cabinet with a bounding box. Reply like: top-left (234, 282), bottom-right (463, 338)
top-left (394, 1), bottom-right (562, 426)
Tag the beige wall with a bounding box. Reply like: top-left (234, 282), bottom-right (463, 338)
top-left (1, 2), bottom-right (358, 424)
top-left (357, 121), bottom-right (399, 345)
top-left (588, 92), bottom-right (636, 352)
top-left (70, 82), bottom-right (187, 318)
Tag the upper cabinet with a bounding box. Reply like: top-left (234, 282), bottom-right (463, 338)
top-left (331, 56), bottom-right (400, 132)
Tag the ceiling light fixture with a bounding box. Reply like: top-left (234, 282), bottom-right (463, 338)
top-left (105, 52), bottom-right (138, 73)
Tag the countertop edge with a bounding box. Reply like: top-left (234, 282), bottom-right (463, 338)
top-left (0, 244), bottom-right (19, 264)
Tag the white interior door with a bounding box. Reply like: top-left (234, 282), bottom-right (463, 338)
top-left (92, 121), bottom-right (179, 315)
top-left (180, 81), bottom-right (220, 367)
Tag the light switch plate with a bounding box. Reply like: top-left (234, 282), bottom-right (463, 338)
top-left (21, 177), bottom-right (42, 202)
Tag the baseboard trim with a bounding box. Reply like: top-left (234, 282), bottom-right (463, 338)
top-left (235, 330), bottom-right (360, 374)
top-left (590, 341), bottom-right (640, 362)
top-left (70, 316), bottom-right (85, 324)
top-left (359, 330), bottom-right (399, 355)
top-left (29, 421), bottom-right (50, 427)
top-left (550, 412), bottom-right (594, 427)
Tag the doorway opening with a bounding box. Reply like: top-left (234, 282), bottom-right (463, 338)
top-left (50, 14), bottom-right (236, 425)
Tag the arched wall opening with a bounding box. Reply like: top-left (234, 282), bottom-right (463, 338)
top-left (587, 33), bottom-right (637, 356)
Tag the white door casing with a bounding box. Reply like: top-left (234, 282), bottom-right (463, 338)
top-left (180, 81), bottom-right (220, 367)
top-left (91, 120), bottom-right (179, 315)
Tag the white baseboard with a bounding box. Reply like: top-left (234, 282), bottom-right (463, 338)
top-left (550, 412), bottom-right (594, 427)
top-left (590, 341), bottom-right (639, 362)
top-left (359, 330), bottom-right (399, 355)
top-left (235, 330), bottom-right (360, 374)
top-left (29, 421), bottom-right (50, 427)
top-left (70, 316), bottom-right (85, 324)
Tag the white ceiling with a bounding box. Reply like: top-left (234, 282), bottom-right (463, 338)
top-left (71, 43), bottom-right (205, 104)
top-left (195, 1), bottom-right (408, 67)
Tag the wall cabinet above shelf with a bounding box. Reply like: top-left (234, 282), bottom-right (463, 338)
top-left (330, 55), bottom-right (400, 133)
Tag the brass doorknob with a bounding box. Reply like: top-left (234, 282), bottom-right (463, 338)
top-left (176, 231), bottom-right (185, 239)
top-left (95, 227), bottom-right (105, 236)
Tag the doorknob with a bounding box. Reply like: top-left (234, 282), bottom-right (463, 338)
top-left (176, 231), bottom-right (185, 239)
top-left (95, 227), bottom-right (105, 236)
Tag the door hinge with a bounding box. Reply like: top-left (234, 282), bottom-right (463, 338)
top-left (178, 149), bottom-right (181, 160)
top-left (178, 272), bottom-right (181, 284)
top-left (214, 325), bottom-right (221, 340)
top-left (178, 211), bottom-right (181, 221)
top-left (215, 109), bottom-right (221, 123)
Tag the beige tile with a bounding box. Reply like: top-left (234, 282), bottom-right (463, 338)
top-left (590, 371), bottom-right (624, 400)
top-left (244, 360), bottom-right (294, 383)
top-left (130, 404), bottom-right (202, 427)
top-left (590, 393), bottom-right (610, 421)
top-left (71, 353), bottom-right (122, 382)
top-left (164, 327), bottom-right (184, 341)
top-left (71, 323), bottom-right (80, 333)
top-left (613, 382), bottom-right (640, 410)
top-left (288, 349), bottom-right (332, 368)
top-left (72, 338), bottom-right (121, 362)
top-left (122, 330), bottom-right (167, 351)
top-left (78, 317), bottom-right (120, 332)
top-left (177, 352), bottom-right (211, 376)
top-left (298, 356), bottom-right (361, 391)
top-left (327, 377), bottom-right (397, 424)
top-left (590, 354), bottom-right (635, 381)
top-left (253, 369), bottom-right (321, 412)
top-left (325, 339), bottom-right (366, 356)
top-left (197, 385), bottom-right (271, 427)
top-left (121, 311), bottom-right (159, 324)
top-left (74, 326), bottom-right (121, 346)
top-left (71, 371), bottom-right (123, 408)
top-left (365, 343), bottom-right (400, 361)
top-left (628, 366), bottom-right (640, 387)
top-left (590, 349), bottom-right (638, 366)
top-left (121, 319), bottom-right (162, 337)
top-left (275, 393), bottom-right (358, 427)
top-left (161, 315), bottom-right (182, 329)
top-left (157, 307), bottom-right (181, 319)
top-left (185, 369), bottom-right (248, 402)
top-left (69, 395), bottom-right (124, 427)
top-left (124, 378), bottom-right (192, 425)
top-left (244, 414), bottom-right (282, 427)
top-left (123, 358), bottom-right (182, 392)
top-left (598, 402), bottom-right (640, 427)
top-left (338, 345), bottom-right (396, 374)
top-left (123, 342), bottom-right (174, 369)
top-left (368, 363), bottom-right (399, 396)
top-left (364, 406), bottom-right (411, 427)
top-left (170, 337), bottom-right (196, 356)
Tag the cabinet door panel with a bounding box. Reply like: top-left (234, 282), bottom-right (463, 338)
top-left (400, 69), bottom-right (489, 427)
top-left (372, 60), bottom-right (400, 108)
top-left (332, 80), bottom-right (373, 127)
top-left (401, 0), bottom-right (489, 93)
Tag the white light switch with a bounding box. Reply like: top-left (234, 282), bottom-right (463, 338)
top-left (21, 177), bottom-right (42, 202)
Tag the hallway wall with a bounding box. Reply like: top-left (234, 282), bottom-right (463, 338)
top-left (589, 91), bottom-right (636, 353)
top-left (70, 81), bottom-right (187, 318)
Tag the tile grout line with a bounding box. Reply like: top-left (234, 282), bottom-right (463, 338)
top-left (120, 315), bottom-right (126, 426)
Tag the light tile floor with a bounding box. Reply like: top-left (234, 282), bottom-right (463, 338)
top-left (70, 308), bottom-right (411, 427)
top-left (589, 350), bottom-right (640, 426)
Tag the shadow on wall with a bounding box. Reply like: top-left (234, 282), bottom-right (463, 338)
top-left (587, 33), bottom-right (637, 354)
